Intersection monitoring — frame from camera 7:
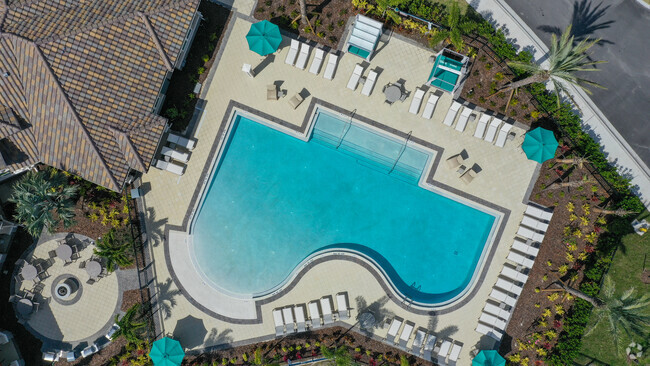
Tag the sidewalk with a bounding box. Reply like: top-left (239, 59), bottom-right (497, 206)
top-left (468, 0), bottom-right (650, 208)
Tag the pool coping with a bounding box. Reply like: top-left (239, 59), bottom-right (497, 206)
top-left (164, 98), bottom-right (511, 324)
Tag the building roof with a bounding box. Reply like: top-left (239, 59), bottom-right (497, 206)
top-left (0, 0), bottom-right (200, 191)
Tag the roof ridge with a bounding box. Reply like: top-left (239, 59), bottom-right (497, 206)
top-left (138, 12), bottom-right (173, 71)
top-left (107, 126), bottom-right (147, 172)
top-left (125, 113), bottom-right (168, 134)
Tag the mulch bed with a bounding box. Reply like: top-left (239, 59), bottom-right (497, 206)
top-left (57, 337), bottom-right (128, 366)
top-left (51, 200), bottom-right (114, 241)
top-left (121, 288), bottom-right (151, 313)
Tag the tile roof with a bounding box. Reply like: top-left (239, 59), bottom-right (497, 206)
top-left (0, 0), bottom-right (200, 190)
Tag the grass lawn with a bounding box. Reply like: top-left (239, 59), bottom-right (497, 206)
top-left (577, 211), bottom-right (650, 366)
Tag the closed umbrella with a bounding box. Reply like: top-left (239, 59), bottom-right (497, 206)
top-left (149, 337), bottom-right (185, 366)
top-left (246, 20), bottom-right (282, 56)
top-left (522, 127), bottom-right (558, 163)
top-left (472, 350), bottom-right (505, 366)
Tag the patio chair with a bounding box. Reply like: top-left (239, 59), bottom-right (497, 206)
top-left (512, 237), bottom-right (539, 257)
top-left (525, 204), bottom-right (554, 221)
top-left (81, 344), bottom-right (99, 358)
top-left (507, 250), bottom-right (535, 269)
top-left (483, 301), bottom-right (512, 321)
top-left (516, 226), bottom-right (545, 243)
top-left (501, 263), bottom-right (529, 284)
top-left (336, 292), bottom-right (350, 320)
top-left (445, 154), bottom-right (465, 170)
top-left (474, 114), bottom-right (490, 138)
top-left (495, 278), bottom-right (523, 296)
top-left (285, 39), bottom-right (300, 65)
top-left (421, 93), bottom-right (439, 119)
top-left (495, 122), bottom-right (513, 147)
top-left (435, 339), bottom-right (452, 365)
top-left (288, 93), bottom-right (304, 109)
top-left (399, 91), bottom-right (408, 102)
top-left (361, 70), bottom-right (378, 96)
top-left (8, 295), bottom-right (20, 303)
top-left (455, 106), bottom-right (472, 132)
top-left (273, 309), bottom-right (284, 336)
top-left (347, 64), bottom-right (364, 90)
top-left (308, 301), bottom-right (322, 328)
top-left (282, 307), bottom-right (296, 333)
top-left (294, 304), bottom-right (307, 332)
top-left (167, 132), bottom-right (196, 150)
top-left (323, 53), bottom-right (339, 80)
top-left (48, 250), bottom-right (57, 259)
top-left (475, 323), bottom-right (503, 341)
top-left (443, 101), bottom-right (461, 126)
top-left (161, 146), bottom-right (190, 163)
top-left (295, 43), bottom-right (311, 70)
top-left (398, 321), bottom-right (414, 350)
top-left (87, 278), bottom-right (96, 285)
top-left (489, 288), bottom-right (517, 307)
top-left (267, 84), bottom-right (278, 101)
top-left (460, 167), bottom-right (478, 184)
top-left (154, 159), bottom-right (186, 176)
top-left (408, 88), bottom-right (425, 114)
top-left (79, 260), bottom-right (86, 269)
top-left (448, 343), bottom-right (462, 365)
top-left (320, 296), bottom-right (334, 325)
top-left (66, 351), bottom-right (77, 362)
top-left (422, 333), bottom-right (436, 360)
top-left (24, 290), bottom-right (35, 300)
top-left (309, 48), bottom-right (325, 75)
top-left (483, 118), bottom-right (502, 143)
top-left (521, 215), bottom-right (549, 232)
top-left (33, 301), bottom-right (40, 313)
top-left (479, 312), bottom-right (507, 331)
top-left (411, 328), bottom-right (426, 356)
top-left (384, 317), bottom-right (402, 344)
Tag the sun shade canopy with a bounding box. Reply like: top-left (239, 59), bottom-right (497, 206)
top-left (246, 20), bottom-right (282, 56)
top-left (522, 127), bottom-right (559, 163)
top-left (346, 15), bottom-right (383, 60)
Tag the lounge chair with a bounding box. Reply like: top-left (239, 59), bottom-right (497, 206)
top-left (516, 226), bottom-right (545, 243)
top-left (273, 309), bottom-right (284, 336)
top-left (167, 132), bottom-right (196, 150)
top-left (398, 321), bottom-right (414, 349)
top-left (446, 154), bottom-right (465, 169)
top-left (501, 264), bottom-right (529, 283)
top-left (448, 343), bottom-right (462, 365)
top-left (475, 323), bottom-right (503, 341)
top-left (422, 333), bottom-right (436, 360)
top-left (295, 43), bottom-right (311, 69)
top-left (474, 114), bottom-right (490, 138)
top-left (489, 288), bottom-right (517, 307)
top-left (81, 344), bottom-right (99, 358)
top-left (161, 146), bottom-right (189, 163)
top-left (309, 49), bottom-right (325, 75)
top-left (435, 339), bottom-right (452, 365)
top-left (336, 293), bottom-right (350, 320)
top-left (411, 328), bottom-right (426, 356)
top-left (483, 118), bottom-right (502, 143)
top-left (495, 122), bottom-right (513, 147)
top-left (288, 93), bottom-right (304, 109)
top-left (525, 204), bottom-right (554, 221)
top-left (483, 302), bottom-right (512, 321)
top-left (105, 324), bottom-right (120, 340)
top-left (512, 237), bottom-right (539, 257)
top-left (308, 301), bottom-right (322, 328)
top-left (347, 64), bottom-right (364, 90)
top-left (409, 88), bottom-right (425, 114)
top-left (460, 168), bottom-right (477, 184)
top-left (267, 84), bottom-right (278, 100)
top-left (443, 101), bottom-right (461, 126)
top-left (285, 39), bottom-right (300, 65)
top-left (320, 297), bottom-right (334, 325)
top-left (455, 107), bottom-right (472, 132)
top-left (479, 312), bottom-right (507, 331)
top-left (421, 93), bottom-right (439, 119)
top-left (294, 305), bottom-right (307, 332)
top-left (385, 318), bottom-right (402, 344)
top-left (495, 278), bottom-right (523, 296)
top-left (323, 54), bottom-right (338, 80)
top-left (154, 159), bottom-right (185, 176)
top-left (283, 307), bottom-right (296, 333)
top-left (507, 251), bottom-right (535, 269)
top-left (522, 215), bottom-right (549, 232)
top-left (42, 352), bottom-right (59, 362)
top-left (361, 70), bottom-right (378, 96)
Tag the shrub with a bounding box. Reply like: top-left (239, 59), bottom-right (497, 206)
top-left (494, 72), bottom-right (504, 81)
top-left (317, 31), bottom-right (325, 38)
top-left (202, 54), bottom-right (210, 63)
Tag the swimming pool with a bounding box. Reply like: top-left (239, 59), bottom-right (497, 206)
top-left (191, 110), bottom-right (497, 304)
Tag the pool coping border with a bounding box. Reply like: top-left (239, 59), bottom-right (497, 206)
top-left (164, 98), bottom-right (511, 324)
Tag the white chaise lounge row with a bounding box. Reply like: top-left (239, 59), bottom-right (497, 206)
top-left (285, 39), bottom-right (339, 80)
top-left (406, 87), bottom-right (440, 119)
top-left (153, 132), bottom-right (198, 176)
top-left (384, 317), bottom-right (463, 365)
top-left (272, 293), bottom-right (350, 336)
top-left (346, 63), bottom-right (379, 97)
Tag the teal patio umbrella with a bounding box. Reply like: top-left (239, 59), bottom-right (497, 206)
top-left (522, 127), bottom-right (558, 163)
top-left (246, 20), bottom-right (282, 56)
top-left (149, 337), bottom-right (185, 366)
top-left (473, 350), bottom-right (505, 366)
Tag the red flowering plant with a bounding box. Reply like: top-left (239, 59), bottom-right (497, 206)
top-left (554, 320), bottom-right (562, 328)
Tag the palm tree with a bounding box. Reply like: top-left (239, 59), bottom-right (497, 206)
top-left (9, 169), bottom-right (78, 237)
top-left (113, 304), bottom-right (147, 344)
top-left (428, 2), bottom-right (477, 51)
top-left (93, 228), bottom-right (134, 272)
top-left (373, 0), bottom-right (406, 25)
top-left (500, 25), bottom-right (606, 106)
top-left (298, 0), bottom-right (309, 26)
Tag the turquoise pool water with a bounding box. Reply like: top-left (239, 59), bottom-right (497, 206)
top-left (192, 112), bottom-right (496, 303)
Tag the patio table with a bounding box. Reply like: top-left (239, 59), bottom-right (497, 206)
top-left (384, 84), bottom-right (402, 104)
top-left (21, 264), bottom-right (38, 281)
top-left (16, 298), bottom-right (33, 316)
top-left (56, 244), bottom-right (72, 261)
top-left (86, 260), bottom-right (102, 279)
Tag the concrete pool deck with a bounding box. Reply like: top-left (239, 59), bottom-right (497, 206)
top-left (139, 12), bottom-right (539, 364)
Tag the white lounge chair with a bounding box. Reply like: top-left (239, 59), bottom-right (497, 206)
top-left (480, 312), bottom-right (507, 331)
top-left (336, 293), bottom-right (350, 320)
top-left (443, 101), bottom-right (461, 126)
top-left (512, 238), bottom-right (539, 257)
top-left (484, 118), bottom-right (502, 142)
top-left (421, 93), bottom-right (439, 119)
top-left (294, 305), bottom-right (307, 332)
top-left (398, 322), bottom-right (414, 349)
top-left (517, 226), bottom-right (545, 243)
top-left (501, 265), bottom-right (529, 283)
top-left (448, 343), bottom-right (462, 364)
top-left (347, 64), bottom-right (364, 90)
top-left (489, 288), bottom-right (517, 307)
top-left (411, 328), bottom-right (426, 356)
top-left (273, 309), bottom-right (284, 336)
top-left (422, 334), bottom-right (436, 360)
top-left (436, 340), bottom-right (452, 364)
top-left (522, 215), bottom-right (549, 232)
top-left (161, 146), bottom-right (189, 163)
top-left (507, 251), bottom-right (535, 268)
top-left (495, 278), bottom-right (523, 296)
top-left (308, 301), bottom-right (322, 328)
top-left (105, 323), bottom-right (120, 340)
top-left (167, 132), bottom-right (196, 150)
top-left (385, 318), bottom-right (402, 344)
top-left (483, 302), bottom-right (512, 321)
top-left (323, 54), bottom-right (338, 80)
top-left (283, 307), bottom-right (296, 333)
top-left (154, 159), bottom-right (185, 176)
top-left (495, 122), bottom-right (513, 147)
top-left (474, 114), bottom-right (490, 138)
top-left (475, 323), bottom-right (503, 341)
top-left (285, 39), bottom-right (299, 65)
top-left (361, 70), bottom-right (378, 96)
top-left (81, 344), bottom-right (99, 358)
top-left (320, 297), bottom-right (334, 324)
top-left (455, 106), bottom-right (472, 132)
top-left (525, 204), bottom-right (554, 221)
top-left (409, 88), bottom-right (425, 114)
top-left (309, 49), bottom-right (325, 74)
top-left (42, 352), bottom-right (59, 362)
top-left (295, 43), bottom-right (311, 70)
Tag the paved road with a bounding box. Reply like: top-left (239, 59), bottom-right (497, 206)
top-left (502, 0), bottom-right (650, 167)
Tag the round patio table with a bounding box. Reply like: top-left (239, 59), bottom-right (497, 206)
top-left (384, 85), bottom-right (402, 103)
top-left (56, 244), bottom-right (72, 261)
top-left (85, 260), bottom-right (102, 278)
top-left (359, 312), bottom-right (376, 331)
top-left (20, 264), bottom-right (38, 281)
top-left (16, 298), bottom-right (33, 316)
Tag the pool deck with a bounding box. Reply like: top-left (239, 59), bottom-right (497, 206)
top-left (139, 11), bottom-right (539, 365)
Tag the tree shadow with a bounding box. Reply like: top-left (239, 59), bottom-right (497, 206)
top-left (427, 315), bottom-right (459, 340)
top-left (205, 327), bottom-right (234, 346)
top-left (144, 207), bottom-right (167, 247)
top-left (354, 295), bottom-right (394, 332)
top-left (538, 0), bottom-right (614, 46)
top-left (153, 278), bottom-right (182, 320)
